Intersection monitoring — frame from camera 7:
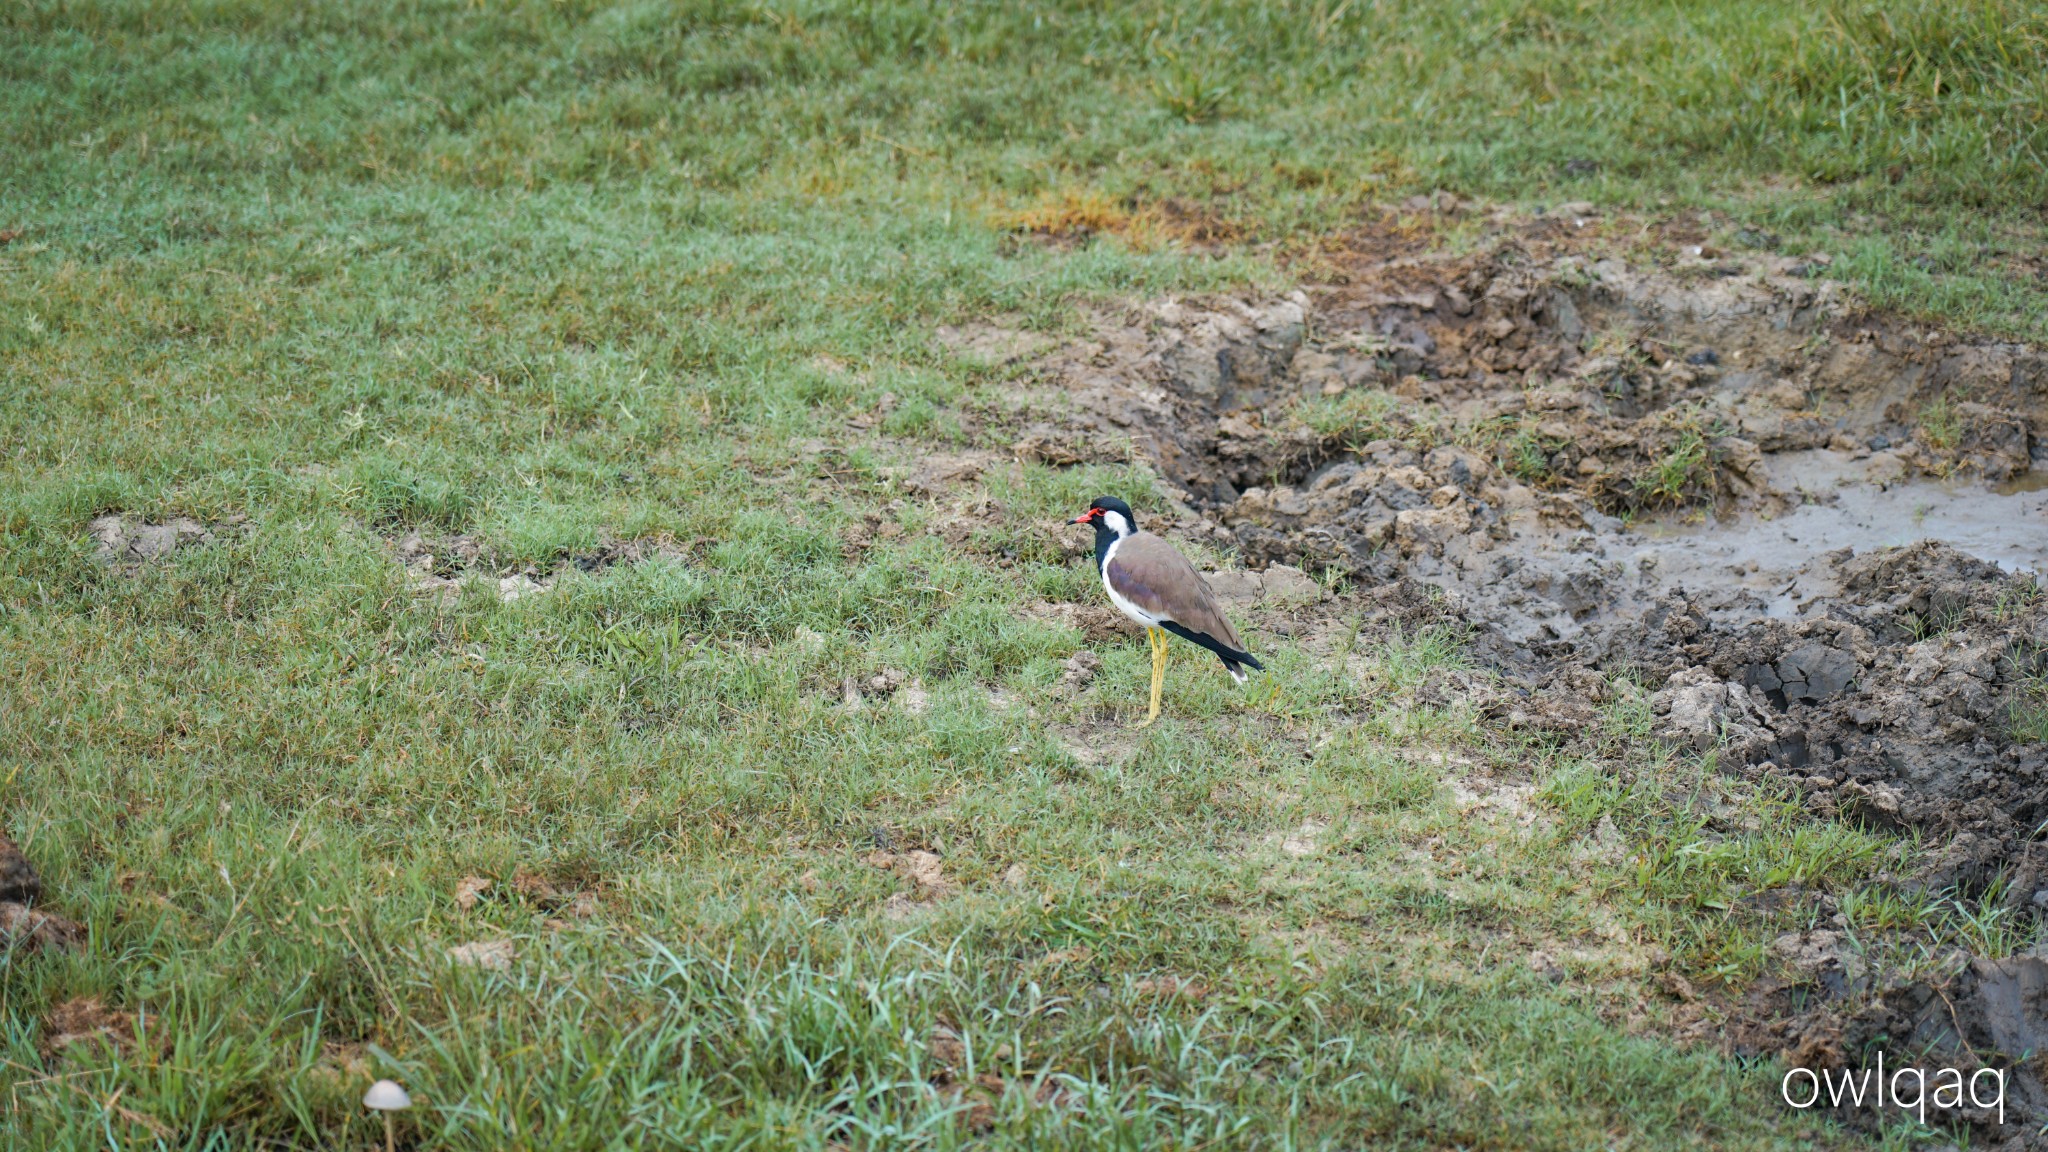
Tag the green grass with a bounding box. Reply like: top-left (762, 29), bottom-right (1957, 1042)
top-left (1917, 394), bottom-right (1965, 458)
top-left (1298, 387), bottom-right (1407, 451)
top-left (1639, 430), bottom-right (1709, 507)
top-left (4, 0), bottom-right (2041, 1147)
top-left (2013, 674), bottom-right (2048, 743)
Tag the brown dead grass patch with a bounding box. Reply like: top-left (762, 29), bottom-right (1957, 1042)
top-left (991, 189), bottom-right (1245, 250)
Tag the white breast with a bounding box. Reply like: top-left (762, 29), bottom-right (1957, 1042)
top-left (1100, 535), bottom-right (1164, 628)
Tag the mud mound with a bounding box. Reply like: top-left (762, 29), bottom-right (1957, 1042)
top-left (1028, 222), bottom-right (2041, 530)
top-left (1639, 543), bottom-right (2047, 902)
top-left (1731, 951), bottom-right (2048, 1140)
top-left (1013, 210), bottom-right (2043, 667)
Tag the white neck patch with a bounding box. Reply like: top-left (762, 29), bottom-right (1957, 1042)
top-left (1101, 509), bottom-right (1134, 538)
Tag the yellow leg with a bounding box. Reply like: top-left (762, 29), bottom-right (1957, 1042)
top-left (1152, 629), bottom-right (1167, 720)
top-left (1136, 627), bottom-right (1166, 728)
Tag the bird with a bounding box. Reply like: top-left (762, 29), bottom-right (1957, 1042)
top-left (1072, 496), bottom-right (1263, 727)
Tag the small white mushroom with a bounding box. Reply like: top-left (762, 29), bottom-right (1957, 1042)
top-left (363, 1080), bottom-right (410, 1152)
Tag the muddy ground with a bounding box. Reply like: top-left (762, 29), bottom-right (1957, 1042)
top-left (979, 201), bottom-right (2048, 1140)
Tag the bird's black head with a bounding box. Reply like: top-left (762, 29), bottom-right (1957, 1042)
top-left (1073, 496), bottom-right (1136, 568)
top-left (1073, 495), bottom-right (1137, 534)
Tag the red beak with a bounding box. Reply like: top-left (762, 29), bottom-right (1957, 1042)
top-left (1073, 510), bottom-right (1095, 524)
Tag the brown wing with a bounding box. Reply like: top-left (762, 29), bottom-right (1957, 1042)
top-left (1107, 533), bottom-right (1246, 651)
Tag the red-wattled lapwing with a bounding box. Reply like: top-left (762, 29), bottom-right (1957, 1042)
top-left (1073, 496), bottom-right (1263, 727)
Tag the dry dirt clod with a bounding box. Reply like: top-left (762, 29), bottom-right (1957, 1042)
top-left (1577, 815), bottom-right (1626, 863)
top-left (1769, 929), bottom-right (1868, 990)
top-left (1036, 945), bottom-right (1092, 970)
top-left (447, 939), bottom-right (514, 971)
top-left (1, 833), bottom-right (42, 905)
top-left (1202, 568), bottom-right (1262, 607)
top-left (901, 454), bottom-right (985, 496)
top-left (1017, 601), bottom-right (1134, 645)
top-left (509, 869), bottom-right (561, 905)
top-left (1061, 651), bottom-right (1102, 690)
top-left (89, 514), bottom-right (226, 567)
top-left (40, 997), bottom-right (134, 1059)
top-left (309, 1040), bottom-right (372, 1088)
top-left (1527, 950), bottom-right (1567, 983)
top-left (865, 849), bottom-right (959, 919)
top-left (925, 1022), bottom-right (967, 1072)
top-left (896, 680), bottom-right (930, 713)
top-left (506, 869), bottom-right (598, 917)
top-left (2, 902), bottom-right (86, 954)
top-left (1133, 974), bottom-right (1211, 999)
top-left (865, 850), bottom-right (955, 896)
top-left (919, 1018), bottom-right (1008, 1133)
top-left (453, 876), bottom-right (492, 912)
top-left (1260, 564), bottom-right (1323, 608)
top-left (1280, 819), bottom-right (1329, 858)
top-left (496, 574), bottom-right (543, 601)
top-left (868, 668), bottom-right (905, 693)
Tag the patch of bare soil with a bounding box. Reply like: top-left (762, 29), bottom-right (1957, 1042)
top-left (393, 530), bottom-right (693, 601)
top-left (865, 848), bottom-right (959, 918)
top-left (979, 201), bottom-right (2048, 1134)
top-left (936, 321), bottom-right (1057, 367)
top-left (40, 997), bottom-right (138, 1059)
top-left (89, 513), bottom-right (244, 569)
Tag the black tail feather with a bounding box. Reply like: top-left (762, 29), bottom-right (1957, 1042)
top-left (1159, 620), bottom-right (1263, 674)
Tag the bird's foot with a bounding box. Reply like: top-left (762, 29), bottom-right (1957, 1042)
top-left (1134, 707), bottom-right (1160, 730)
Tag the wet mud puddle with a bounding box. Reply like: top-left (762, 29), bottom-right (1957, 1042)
top-left (1624, 449), bottom-right (2048, 620)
